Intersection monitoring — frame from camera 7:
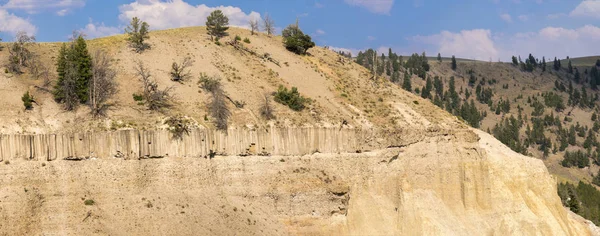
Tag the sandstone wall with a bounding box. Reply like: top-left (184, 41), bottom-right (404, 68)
top-left (0, 127), bottom-right (430, 161)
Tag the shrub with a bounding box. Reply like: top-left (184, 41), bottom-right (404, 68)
top-left (164, 115), bottom-right (193, 139)
top-left (21, 91), bottom-right (34, 110)
top-left (274, 85), bottom-right (307, 111)
top-left (84, 199), bottom-right (95, 206)
top-left (134, 60), bottom-right (173, 111)
top-left (234, 35), bottom-right (241, 41)
top-left (243, 38), bottom-right (251, 44)
top-left (170, 57), bottom-right (193, 82)
top-left (282, 25), bottom-right (315, 55)
top-left (132, 93), bottom-right (144, 101)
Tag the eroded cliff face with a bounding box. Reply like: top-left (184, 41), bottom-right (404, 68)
top-left (0, 128), bottom-right (593, 235)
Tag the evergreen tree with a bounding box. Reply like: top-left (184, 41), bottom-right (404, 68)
top-left (421, 77), bottom-right (432, 99)
top-left (72, 36), bottom-right (92, 103)
top-left (282, 24), bottom-right (315, 55)
top-left (554, 57), bottom-right (560, 71)
top-left (542, 57), bottom-right (546, 72)
top-left (451, 55), bottom-right (457, 71)
top-left (125, 17), bottom-right (150, 53)
top-left (574, 68), bottom-right (581, 84)
top-left (437, 53), bottom-right (442, 62)
top-left (53, 35), bottom-right (92, 109)
top-left (206, 10), bottom-right (230, 40)
top-left (512, 56), bottom-right (518, 66)
top-left (402, 73), bottom-right (412, 92)
top-left (568, 59), bottom-right (573, 74)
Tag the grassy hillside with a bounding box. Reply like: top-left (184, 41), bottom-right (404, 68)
top-left (563, 56), bottom-right (600, 67)
top-left (0, 26), bottom-right (460, 135)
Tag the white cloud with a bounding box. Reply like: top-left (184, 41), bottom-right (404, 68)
top-left (79, 20), bottom-right (121, 39)
top-left (56, 9), bottom-right (68, 16)
top-left (501, 25), bottom-right (600, 59)
top-left (570, 0), bottom-right (600, 18)
top-left (118, 0), bottom-right (261, 30)
top-left (412, 29), bottom-right (498, 61)
top-left (344, 0), bottom-right (394, 14)
top-left (410, 25), bottom-right (600, 61)
top-left (500, 13), bottom-right (512, 23)
top-left (2, 0), bottom-right (85, 14)
top-left (316, 29), bottom-right (325, 35)
top-left (0, 9), bottom-right (37, 35)
top-left (518, 14), bottom-right (528, 21)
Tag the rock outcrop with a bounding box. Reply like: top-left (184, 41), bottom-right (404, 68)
top-left (0, 128), bottom-right (594, 235)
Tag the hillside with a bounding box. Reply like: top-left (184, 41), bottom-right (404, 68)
top-left (0, 26), bottom-right (597, 235)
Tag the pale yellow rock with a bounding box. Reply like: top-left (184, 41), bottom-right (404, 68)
top-left (0, 128), bottom-right (594, 235)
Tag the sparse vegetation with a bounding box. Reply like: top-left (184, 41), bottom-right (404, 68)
top-left (84, 199), bottom-right (95, 206)
top-left (199, 74), bottom-right (230, 130)
top-left (125, 17), bottom-right (150, 53)
top-left (274, 86), bottom-right (307, 111)
top-left (260, 95), bottom-right (275, 120)
top-left (170, 57), bottom-right (193, 82)
top-left (7, 31), bottom-right (36, 74)
top-left (22, 91), bottom-right (34, 110)
top-left (134, 60), bottom-right (173, 111)
top-left (164, 115), bottom-right (193, 139)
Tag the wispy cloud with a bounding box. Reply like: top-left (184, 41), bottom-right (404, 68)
top-left (344, 0), bottom-right (394, 14)
top-left (570, 0), bottom-right (600, 18)
top-left (2, 0), bottom-right (85, 15)
top-left (500, 13), bottom-right (512, 23)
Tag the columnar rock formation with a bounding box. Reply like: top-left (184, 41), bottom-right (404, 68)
top-left (0, 127), bottom-right (452, 161)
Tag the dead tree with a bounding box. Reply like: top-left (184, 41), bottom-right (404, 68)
top-left (262, 13), bottom-right (275, 36)
top-left (7, 31), bottom-right (36, 74)
top-left (134, 60), bottom-right (173, 111)
top-left (170, 57), bottom-right (193, 82)
top-left (249, 18), bottom-right (259, 35)
top-left (199, 74), bottom-right (230, 130)
top-left (260, 94), bottom-right (275, 120)
top-left (90, 50), bottom-right (118, 117)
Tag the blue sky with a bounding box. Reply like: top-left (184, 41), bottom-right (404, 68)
top-left (0, 0), bottom-right (598, 61)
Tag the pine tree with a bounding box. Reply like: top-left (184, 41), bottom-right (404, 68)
top-left (568, 59), bottom-right (573, 74)
top-left (402, 73), bottom-right (412, 92)
top-left (125, 17), bottom-right (150, 53)
top-left (451, 55), bottom-right (457, 71)
top-left (542, 57), bottom-right (546, 72)
top-left (437, 53), bottom-right (442, 62)
top-left (73, 36), bottom-right (92, 103)
top-left (206, 10), bottom-right (230, 40)
top-left (53, 36), bottom-right (92, 110)
top-left (512, 56), bottom-right (518, 66)
top-left (574, 68), bottom-right (581, 84)
top-left (421, 77), bottom-right (432, 99)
